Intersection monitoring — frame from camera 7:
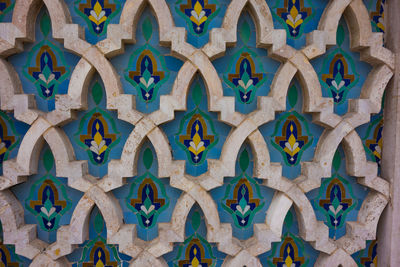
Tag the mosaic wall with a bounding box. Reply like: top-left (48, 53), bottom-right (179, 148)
top-left (0, 0), bottom-right (394, 266)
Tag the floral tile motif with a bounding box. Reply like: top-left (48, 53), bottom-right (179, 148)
top-left (25, 149), bottom-right (72, 232)
top-left (67, 207), bottom-right (131, 266)
top-left (319, 25), bottom-right (359, 106)
top-left (124, 17), bottom-right (169, 104)
top-left (6, 8), bottom-right (79, 112)
top-left (259, 209), bottom-right (318, 266)
top-left (75, 0), bottom-right (121, 37)
top-left (0, 111), bottom-right (20, 171)
top-left (352, 239), bottom-right (378, 267)
top-left (23, 13), bottom-right (70, 103)
top-left (271, 236), bottom-right (305, 267)
top-left (356, 95), bottom-right (383, 174)
top-left (175, 235), bottom-right (214, 267)
top-left (365, 0), bottom-right (385, 33)
top-left (221, 148), bottom-right (265, 229)
top-left (211, 143), bottom-right (274, 240)
top-left (370, 0), bottom-right (385, 32)
top-left (10, 145), bottom-right (83, 243)
top-left (62, 75), bottom-right (133, 178)
top-left (113, 140), bottom-right (180, 241)
top-left (213, 14), bottom-right (279, 114)
top-left (225, 51), bottom-right (264, 104)
top-left (0, 0), bottom-right (14, 21)
top-left (260, 80), bottom-right (323, 179)
top-left (223, 20), bottom-right (266, 105)
top-left (164, 207), bottom-right (223, 267)
top-left (268, 213), bottom-right (307, 267)
top-left (0, 222), bottom-right (28, 266)
top-left (271, 84), bottom-right (313, 167)
top-left (0, 244), bottom-right (19, 266)
top-left (269, 0), bottom-right (328, 48)
top-left (271, 0), bottom-right (313, 39)
top-left (311, 18), bottom-right (372, 115)
top-left (175, 0), bottom-right (219, 37)
top-left (126, 147), bottom-right (169, 229)
top-left (363, 116), bottom-right (383, 168)
top-left (74, 81), bottom-right (121, 166)
top-left (112, 9), bottom-right (183, 113)
top-left (167, 0), bottom-right (228, 48)
top-left (176, 82), bottom-right (218, 167)
top-left (313, 149), bottom-right (358, 240)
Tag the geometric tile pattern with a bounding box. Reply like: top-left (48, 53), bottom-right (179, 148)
top-left (0, 0), bottom-right (394, 266)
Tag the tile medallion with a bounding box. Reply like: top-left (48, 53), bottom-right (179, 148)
top-left (313, 150), bottom-right (359, 240)
top-left (126, 148), bottom-right (169, 229)
top-left (0, 0), bottom-right (13, 21)
top-left (223, 20), bottom-right (266, 105)
top-left (25, 149), bottom-right (72, 232)
top-left (74, 81), bottom-right (121, 166)
top-left (319, 25), bottom-right (358, 106)
top-left (68, 208), bottom-right (131, 266)
top-left (271, 84), bottom-right (313, 166)
top-left (23, 13), bottom-right (70, 101)
top-left (176, 82), bottom-right (218, 166)
top-left (221, 149), bottom-right (264, 229)
top-left (124, 17), bottom-right (169, 104)
top-left (176, 0), bottom-right (219, 37)
top-left (75, 0), bottom-right (121, 36)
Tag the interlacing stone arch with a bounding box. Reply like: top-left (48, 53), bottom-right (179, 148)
top-left (0, 0), bottom-right (396, 266)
